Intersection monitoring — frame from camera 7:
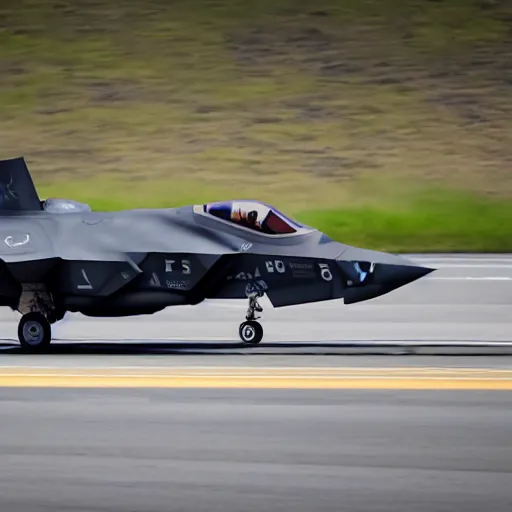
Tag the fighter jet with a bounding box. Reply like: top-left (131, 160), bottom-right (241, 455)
top-left (0, 157), bottom-right (434, 350)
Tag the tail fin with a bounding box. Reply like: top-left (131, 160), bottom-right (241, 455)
top-left (0, 157), bottom-right (42, 211)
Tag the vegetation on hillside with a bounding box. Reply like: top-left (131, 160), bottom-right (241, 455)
top-left (1, 0), bottom-right (511, 250)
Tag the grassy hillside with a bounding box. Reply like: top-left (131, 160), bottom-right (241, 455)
top-left (1, 0), bottom-right (511, 250)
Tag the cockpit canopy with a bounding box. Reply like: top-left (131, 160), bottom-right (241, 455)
top-left (201, 201), bottom-right (304, 235)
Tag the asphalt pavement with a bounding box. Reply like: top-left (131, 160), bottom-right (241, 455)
top-left (0, 388), bottom-right (510, 512)
top-left (0, 254), bottom-right (511, 511)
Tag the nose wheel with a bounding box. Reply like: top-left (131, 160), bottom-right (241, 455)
top-left (239, 320), bottom-right (263, 344)
top-left (239, 292), bottom-right (264, 344)
top-left (18, 312), bottom-right (52, 351)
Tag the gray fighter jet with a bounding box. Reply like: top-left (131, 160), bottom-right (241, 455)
top-left (0, 157), bottom-right (434, 350)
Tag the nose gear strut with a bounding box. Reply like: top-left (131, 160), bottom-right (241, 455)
top-left (246, 291), bottom-right (263, 321)
top-left (239, 291), bottom-right (264, 344)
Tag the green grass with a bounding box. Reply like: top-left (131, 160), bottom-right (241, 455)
top-left (299, 190), bottom-right (512, 253)
top-left (1, 0), bottom-right (512, 251)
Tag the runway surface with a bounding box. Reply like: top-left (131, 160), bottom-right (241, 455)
top-left (0, 387), bottom-right (511, 512)
top-left (0, 254), bottom-right (511, 511)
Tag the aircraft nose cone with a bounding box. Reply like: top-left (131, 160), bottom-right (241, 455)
top-left (336, 249), bottom-right (435, 305)
top-left (373, 263), bottom-right (435, 287)
top-left (336, 247), bottom-right (434, 286)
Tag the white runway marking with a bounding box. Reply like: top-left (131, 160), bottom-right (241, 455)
top-left (412, 257), bottom-right (512, 262)
top-left (429, 277), bottom-right (512, 281)
top-left (426, 264), bottom-right (512, 268)
top-left (414, 257), bottom-right (511, 260)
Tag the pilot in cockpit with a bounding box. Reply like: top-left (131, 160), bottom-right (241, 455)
top-left (239, 209), bottom-right (260, 230)
top-left (231, 207), bottom-right (262, 231)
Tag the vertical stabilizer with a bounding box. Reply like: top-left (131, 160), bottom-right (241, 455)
top-left (0, 157), bottom-right (42, 211)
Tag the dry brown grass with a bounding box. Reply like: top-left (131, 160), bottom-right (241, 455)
top-left (1, 0), bottom-right (511, 212)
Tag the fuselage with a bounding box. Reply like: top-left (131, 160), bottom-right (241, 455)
top-left (0, 204), bottom-right (433, 318)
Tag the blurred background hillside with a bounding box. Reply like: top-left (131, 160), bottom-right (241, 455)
top-left (1, 0), bottom-right (511, 250)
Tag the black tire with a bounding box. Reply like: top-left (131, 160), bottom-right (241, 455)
top-left (18, 312), bottom-right (52, 351)
top-left (239, 320), bottom-right (263, 344)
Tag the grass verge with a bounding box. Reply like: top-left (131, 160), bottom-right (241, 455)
top-left (299, 190), bottom-right (512, 253)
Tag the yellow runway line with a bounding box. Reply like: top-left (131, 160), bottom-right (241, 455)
top-left (0, 367), bottom-right (511, 390)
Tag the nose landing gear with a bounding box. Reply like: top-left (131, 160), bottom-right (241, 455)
top-left (239, 292), bottom-right (264, 344)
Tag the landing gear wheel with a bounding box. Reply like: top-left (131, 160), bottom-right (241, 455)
top-left (239, 320), bottom-right (263, 344)
top-left (18, 312), bottom-right (52, 351)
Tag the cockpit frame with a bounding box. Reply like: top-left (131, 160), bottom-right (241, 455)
top-left (193, 201), bottom-right (314, 238)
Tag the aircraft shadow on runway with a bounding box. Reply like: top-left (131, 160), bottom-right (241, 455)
top-left (0, 340), bottom-right (399, 356)
top-left (0, 339), bottom-right (508, 355)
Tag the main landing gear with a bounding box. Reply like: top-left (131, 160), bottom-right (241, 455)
top-left (239, 292), bottom-right (264, 344)
top-left (18, 311), bottom-right (52, 350)
top-left (16, 284), bottom-right (58, 351)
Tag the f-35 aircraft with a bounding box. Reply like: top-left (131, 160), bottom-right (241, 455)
top-left (0, 157), bottom-right (434, 350)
